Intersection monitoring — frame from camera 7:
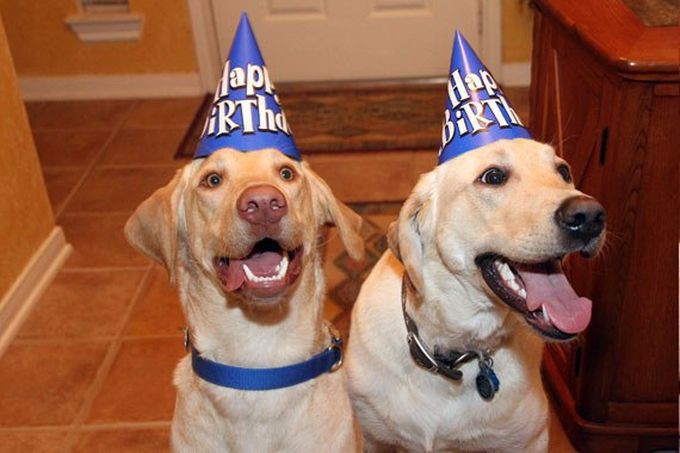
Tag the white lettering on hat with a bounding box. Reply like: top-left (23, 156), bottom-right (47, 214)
top-left (481, 98), bottom-right (509, 127)
top-left (217, 60), bottom-right (231, 99)
top-left (479, 69), bottom-right (498, 97)
top-left (461, 102), bottom-right (493, 133)
top-left (246, 64), bottom-right (265, 96)
top-left (239, 98), bottom-right (257, 133)
top-left (203, 62), bottom-right (291, 139)
top-left (215, 101), bottom-right (239, 136)
top-left (441, 67), bottom-right (525, 149)
top-left (447, 69), bottom-right (470, 109)
top-left (499, 95), bottom-right (524, 126)
top-left (230, 66), bottom-right (246, 90)
top-left (441, 109), bottom-right (455, 148)
top-left (464, 73), bottom-right (483, 92)
top-left (256, 94), bottom-right (291, 134)
top-left (455, 109), bottom-right (469, 135)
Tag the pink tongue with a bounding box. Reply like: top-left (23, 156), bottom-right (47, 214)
top-left (243, 251), bottom-right (283, 275)
top-left (518, 261), bottom-right (592, 334)
top-left (221, 252), bottom-right (284, 292)
top-left (223, 259), bottom-right (245, 291)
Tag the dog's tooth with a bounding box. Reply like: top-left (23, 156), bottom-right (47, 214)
top-left (542, 306), bottom-right (550, 322)
top-left (496, 261), bottom-right (507, 275)
top-left (279, 255), bottom-right (289, 278)
top-left (501, 265), bottom-right (514, 282)
top-left (519, 288), bottom-right (527, 299)
top-left (243, 264), bottom-right (256, 282)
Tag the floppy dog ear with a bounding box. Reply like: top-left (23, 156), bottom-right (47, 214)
top-left (303, 162), bottom-right (365, 261)
top-left (124, 167), bottom-right (189, 283)
top-left (387, 172), bottom-right (436, 294)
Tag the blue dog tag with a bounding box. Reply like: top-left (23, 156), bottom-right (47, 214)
top-left (476, 362), bottom-right (500, 401)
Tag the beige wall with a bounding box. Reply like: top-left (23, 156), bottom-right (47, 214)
top-left (0, 0), bottom-right (528, 77)
top-left (502, 0), bottom-right (534, 63)
top-left (0, 17), bottom-right (54, 298)
top-left (0, 0), bottom-right (197, 76)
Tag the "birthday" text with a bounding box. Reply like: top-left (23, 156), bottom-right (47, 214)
top-left (202, 61), bottom-right (292, 137)
top-left (440, 68), bottom-right (523, 149)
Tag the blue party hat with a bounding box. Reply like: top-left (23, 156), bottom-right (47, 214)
top-left (194, 13), bottom-right (300, 160)
top-left (438, 31), bottom-right (531, 165)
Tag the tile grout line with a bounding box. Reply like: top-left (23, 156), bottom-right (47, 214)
top-left (12, 333), bottom-right (182, 346)
top-left (13, 332), bottom-right (183, 346)
top-left (54, 101), bottom-right (140, 221)
top-left (58, 211), bottom-right (137, 217)
top-left (75, 420), bottom-right (172, 432)
top-left (59, 265), bottom-right (150, 273)
top-left (96, 163), bottom-right (186, 170)
top-left (0, 421), bottom-right (171, 433)
top-left (63, 261), bottom-right (154, 451)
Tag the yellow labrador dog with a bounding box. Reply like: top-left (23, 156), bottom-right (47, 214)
top-left (346, 138), bottom-right (605, 452)
top-left (125, 148), bottom-right (364, 452)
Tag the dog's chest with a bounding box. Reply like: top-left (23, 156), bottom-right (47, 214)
top-left (204, 380), bottom-right (309, 417)
top-left (378, 358), bottom-right (544, 451)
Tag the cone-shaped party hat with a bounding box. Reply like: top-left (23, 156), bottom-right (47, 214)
top-left (194, 13), bottom-right (300, 160)
top-left (438, 31), bottom-right (531, 165)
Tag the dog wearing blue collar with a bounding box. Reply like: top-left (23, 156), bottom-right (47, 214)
top-left (125, 149), bottom-right (364, 451)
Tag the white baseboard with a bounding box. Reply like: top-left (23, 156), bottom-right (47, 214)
top-left (0, 227), bottom-right (72, 357)
top-left (19, 73), bottom-right (203, 101)
top-left (501, 62), bottom-right (531, 87)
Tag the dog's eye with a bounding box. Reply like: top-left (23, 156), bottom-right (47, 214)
top-left (279, 166), bottom-right (295, 181)
top-left (479, 167), bottom-right (507, 186)
top-left (557, 164), bottom-right (572, 183)
top-left (204, 173), bottom-right (222, 188)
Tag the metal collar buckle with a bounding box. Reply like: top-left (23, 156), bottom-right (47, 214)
top-left (182, 327), bottom-right (190, 352)
top-left (324, 321), bottom-right (344, 372)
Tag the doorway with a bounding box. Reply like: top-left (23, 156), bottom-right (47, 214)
top-left (188, 0), bottom-right (501, 89)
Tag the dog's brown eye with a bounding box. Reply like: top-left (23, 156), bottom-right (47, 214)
top-left (279, 166), bottom-right (295, 181)
top-left (205, 173), bottom-right (222, 188)
top-left (557, 164), bottom-right (572, 183)
top-left (479, 167), bottom-right (507, 186)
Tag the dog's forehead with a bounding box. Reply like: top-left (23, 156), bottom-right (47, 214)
top-left (473, 139), bottom-right (558, 169)
top-left (435, 139), bottom-right (559, 184)
top-left (192, 148), bottom-right (301, 175)
top-left (507, 140), bottom-right (557, 166)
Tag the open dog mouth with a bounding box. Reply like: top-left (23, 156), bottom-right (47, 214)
top-left (475, 254), bottom-right (592, 340)
top-left (214, 238), bottom-right (303, 299)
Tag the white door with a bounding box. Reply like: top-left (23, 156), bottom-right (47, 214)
top-left (207, 0), bottom-right (498, 83)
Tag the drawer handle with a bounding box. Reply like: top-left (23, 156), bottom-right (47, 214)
top-left (599, 127), bottom-right (609, 166)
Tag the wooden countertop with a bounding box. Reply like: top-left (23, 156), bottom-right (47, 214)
top-left (533, 0), bottom-right (680, 80)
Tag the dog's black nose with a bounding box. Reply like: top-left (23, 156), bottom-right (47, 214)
top-left (555, 196), bottom-right (606, 241)
top-left (237, 185), bottom-right (287, 225)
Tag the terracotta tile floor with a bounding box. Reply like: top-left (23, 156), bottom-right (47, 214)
top-left (0, 97), bottom-right (575, 452)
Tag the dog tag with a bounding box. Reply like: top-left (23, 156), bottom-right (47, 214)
top-left (475, 363), bottom-right (499, 401)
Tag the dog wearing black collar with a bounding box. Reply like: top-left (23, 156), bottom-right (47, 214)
top-left (345, 139), bottom-right (606, 452)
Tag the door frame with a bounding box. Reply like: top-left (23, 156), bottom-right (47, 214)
top-left (186, 0), bottom-right (502, 92)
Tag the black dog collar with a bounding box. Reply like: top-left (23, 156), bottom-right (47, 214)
top-left (401, 274), bottom-right (500, 401)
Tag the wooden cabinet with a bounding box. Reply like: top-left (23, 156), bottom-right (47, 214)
top-left (529, 0), bottom-right (679, 451)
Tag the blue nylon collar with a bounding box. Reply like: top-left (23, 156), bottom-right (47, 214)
top-left (188, 326), bottom-right (343, 391)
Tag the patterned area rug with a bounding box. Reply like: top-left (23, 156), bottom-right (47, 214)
top-left (321, 202), bottom-right (401, 340)
top-left (175, 84), bottom-right (529, 158)
top-left (174, 84), bottom-right (447, 158)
